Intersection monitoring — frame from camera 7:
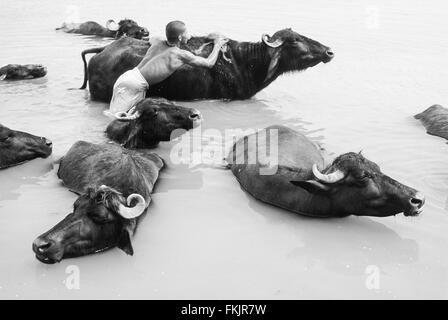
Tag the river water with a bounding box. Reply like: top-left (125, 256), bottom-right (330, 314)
top-left (0, 0), bottom-right (447, 299)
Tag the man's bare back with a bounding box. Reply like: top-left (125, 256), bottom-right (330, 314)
top-left (137, 35), bottom-right (228, 85)
top-left (137, 38), bottom-right (182, 85)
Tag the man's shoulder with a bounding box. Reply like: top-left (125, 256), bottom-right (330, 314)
top-left (149, 36), bottom-right (164, 44)
top-left (173, 46), bottom-right (195, 58)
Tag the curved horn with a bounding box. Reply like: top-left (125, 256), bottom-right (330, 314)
top-left (114, 110), bottom-right (141, 121)
top-left (106, 19), bottom-right (119, 31)
top-left (312, 164), bottom-right (345, 184)
top-left (118, 194), bottom-right (146, 219)
top-left (261, 33), bottom-right (284, 48)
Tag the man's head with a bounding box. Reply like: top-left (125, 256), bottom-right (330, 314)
top-left (166, 20), bottom-right (190, 45)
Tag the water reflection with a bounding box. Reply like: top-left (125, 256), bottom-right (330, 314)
top-left (0, 159), bottom-right (54, 202)
top-left (245, 191), bottom-right (419, 275)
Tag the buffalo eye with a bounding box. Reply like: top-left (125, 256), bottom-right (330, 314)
top-left (88, 207), bottom-right (114, 224)
top-left (343, 171), bottom-right (369, 187)
top-left (95, 193), bottom-right (104, 204)
top-left (90, 213), bottom-right (109, 224)
top-left (353, 172), bottom-right (372, 186)
top-left (142, 109), bottom-right (158, 118)
top-left (89, 213), bottom-right (106, 224)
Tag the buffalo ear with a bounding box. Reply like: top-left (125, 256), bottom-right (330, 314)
top-left (117, 229), bottom-right (134, 255)
top-left (117, 220), bottom-right (136, 256)
top-left (263, 50), bottom-right (281, 86)
top-left (290, 180), bottom-right (330, 194)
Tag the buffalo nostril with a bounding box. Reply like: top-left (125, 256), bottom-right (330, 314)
top-left (38, 243), bottom-right (51, 252)
top-left (45, 139), bottom-right (52, 146)
top-left (410, 193), bottom-right (425, 208)
top-left (189, 113), bottom-right (201, 120)
top-left (326, 50), bottom-right (334, 57)
top-left (33, 238), bottom-right (53, 254)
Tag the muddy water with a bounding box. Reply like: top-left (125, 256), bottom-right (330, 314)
top-left (0, 0), bottom-right (447, 299)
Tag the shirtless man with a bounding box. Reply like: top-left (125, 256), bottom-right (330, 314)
top-left (108, 20), bottom-right (229, 115)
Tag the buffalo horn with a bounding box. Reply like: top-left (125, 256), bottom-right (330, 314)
top-left (312, 164), bottom-right (345, 184)
top-left (262, 34), bottom-right (284, 48)
top-left (118, 194), bottom-right (146, 219)
top-left (114, 110), bottom-right (141, 121)
top-left (106, 19), bottom-right (119, 31)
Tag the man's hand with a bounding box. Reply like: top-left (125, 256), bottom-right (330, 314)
top-left (216, 37), bottom-right (229, 47)
top-left (180, 34), bottom-right (229, 68)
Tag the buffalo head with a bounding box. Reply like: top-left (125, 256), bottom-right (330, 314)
top-left (33, 185), bottom-right (146, 264)
top-left (25, 64), bottom-right (47, 78)
top-left (107, 19), bottom-right (149, 39)
top-left (261, 28), bottom-right (333, 82)
top-left (0, 64), bottom-right (47, 80)
top-left (0, 124), bottom-right (52, 169)
top-left (106, 98), bottom-right (202, 148)
top-left (291, 152), bottom-right (425, 217)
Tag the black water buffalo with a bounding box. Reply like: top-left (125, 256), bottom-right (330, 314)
top-left (0, 124), bottom-right (52, 169)
top-left (80, 28), bottom-right (334, 101)
top-left (32, 141), bottom-right (163, 264)
top-left (226, 125), bottom-right (425, 217)
top-left (56, 19), bottom-right (149, 39)
top-left (414, 104), bottom-right (448, 140)
top-left (0, 64), bottom-right (47, 80)
top-left (106, 97), bottom-right (202, 148)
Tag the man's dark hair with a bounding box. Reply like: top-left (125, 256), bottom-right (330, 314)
top-left (166, 20), bottom-right (186, 44)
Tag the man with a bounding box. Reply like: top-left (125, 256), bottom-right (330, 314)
top-left (108, 20), bottom-right (229, 115)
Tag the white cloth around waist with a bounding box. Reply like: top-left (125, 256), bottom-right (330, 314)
top-left (108, 67), bottom-right (149, 115)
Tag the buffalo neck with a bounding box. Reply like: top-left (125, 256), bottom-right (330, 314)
top-left (230, 41), bottom-right (275, 97)
top-left (290, 192), bottom-right (336, 218)
top-left (123, 128), bottom-right (160, 149)
top-left (107, 120), bottom-right (159, 149)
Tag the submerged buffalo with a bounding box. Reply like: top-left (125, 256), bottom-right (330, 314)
top-left (414, 104), bottom-right (448, 140)
top-left (80, 28), bottom-right (334, 101)
top-left (32, 141), bottom-right (163, 263)
top-left (226, 125), bottom-right (425, 217)
top-left (106, 98), bottom-right (202, 148)
top-left (0, 124), bottom-right (52, 169)
top-left (56, 19), bottom-right (149, 39)
top-left (0, 64), bottom-right (47, 80)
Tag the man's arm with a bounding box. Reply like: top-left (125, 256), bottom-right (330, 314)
top-left (178, 37), bottom-right (229, 68)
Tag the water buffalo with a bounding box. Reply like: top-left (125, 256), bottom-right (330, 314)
top-left (0, 124), bottom-right (52, 169)
top-left (0, 64), bottom-right (47, 80)
top-left (106, 97), bottom-right (202, 148)
top-left (32, 141), bottom-right (163, 264)
top-left (56, 19), bottom-right (149, 39)
top-left (80, 28), bottom-right (334, 101)
top-left (414, 104), bottom-right (448, 140)
top-left (226, 125), bottom-right (425, 217)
